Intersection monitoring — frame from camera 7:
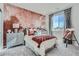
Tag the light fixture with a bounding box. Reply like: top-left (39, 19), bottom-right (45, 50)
top-left (13, 23), bottom-right (19, 32)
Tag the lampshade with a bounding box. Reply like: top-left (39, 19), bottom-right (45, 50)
top-left (13, 23), bottom-right (19, 28)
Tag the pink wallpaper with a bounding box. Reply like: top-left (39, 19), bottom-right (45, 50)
top-left (4, 4), bottom-right (46, 28)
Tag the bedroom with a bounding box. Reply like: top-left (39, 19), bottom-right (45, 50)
top-left (0, 3), bottom-right (79, 56)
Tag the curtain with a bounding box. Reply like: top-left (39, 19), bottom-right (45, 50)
top-left (64, 8), bottom-right (72, 28)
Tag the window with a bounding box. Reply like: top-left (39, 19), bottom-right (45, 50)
top-left (51, 11), bottom-right (65, 31)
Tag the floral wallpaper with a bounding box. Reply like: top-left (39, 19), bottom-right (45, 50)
top-left (4, 4), bottom-right (46, 28)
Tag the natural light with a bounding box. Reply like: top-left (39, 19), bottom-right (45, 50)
top-left (51, 11), bottom-right (65, 31)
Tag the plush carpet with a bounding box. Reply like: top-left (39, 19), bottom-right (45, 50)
top-left (0, 44), bottom-right (79, 56)
top-left (47, 43), bottom-right (79, 56)
top-left (0, 38), bottom-right (79, 56)
top-left (0, 46), bottom-right (35, 56)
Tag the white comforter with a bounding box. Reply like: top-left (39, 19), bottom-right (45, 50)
top-left (24, 35), bottom-right (57, 56)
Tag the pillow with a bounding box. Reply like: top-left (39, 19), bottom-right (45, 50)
top-left (28, 28), bottom-right (35, 36)
top-left (35, 30), bottom-right (42, 36)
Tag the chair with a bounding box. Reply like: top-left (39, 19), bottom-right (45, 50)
top-left (63, 30), bottom-right (73, 47)
top-left (63, 29), bottom-right (79, 47)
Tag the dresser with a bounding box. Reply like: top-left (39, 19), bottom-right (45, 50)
top-left (6, 32), bottom-right (24, 48)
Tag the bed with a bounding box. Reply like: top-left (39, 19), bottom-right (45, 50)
top-left (24, 35), bottom-right (57, 56)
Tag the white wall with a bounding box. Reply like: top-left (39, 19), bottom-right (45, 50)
top-left (0, 3), bottom-right (3, 49)
top-left (71, 4), bottom-right (79, 42)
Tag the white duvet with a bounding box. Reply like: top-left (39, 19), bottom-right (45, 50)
top-left (24, 35), bottom-right (57, 56)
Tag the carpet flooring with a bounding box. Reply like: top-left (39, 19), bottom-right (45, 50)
top-left (0, 38), bottom-right (79, 56)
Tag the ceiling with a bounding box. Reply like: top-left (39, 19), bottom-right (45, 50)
top-left (11, 3), bottom-right (73, 15)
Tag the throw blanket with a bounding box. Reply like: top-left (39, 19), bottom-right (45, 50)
top-left (64, 30), bottom-right (73, 39)
top-left (32, 35), bottom-right (56, 48)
